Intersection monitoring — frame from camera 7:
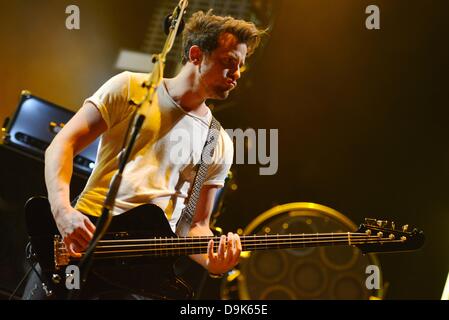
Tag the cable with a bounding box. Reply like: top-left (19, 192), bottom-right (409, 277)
top-left (8, 243), bottom-right (36, 300)
top-left (8, 266), bottom-right (33, 300)
top-left (12, 242), bottom-right (54, 300)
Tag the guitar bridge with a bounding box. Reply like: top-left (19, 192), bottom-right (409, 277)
top-left (54, 235), bottom-right (70, 270)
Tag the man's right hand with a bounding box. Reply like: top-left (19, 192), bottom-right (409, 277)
top-left (54, 207), bottom-right (96, 258)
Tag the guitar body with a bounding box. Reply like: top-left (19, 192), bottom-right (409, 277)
top-left (25, 197), bottom-right (194, 300)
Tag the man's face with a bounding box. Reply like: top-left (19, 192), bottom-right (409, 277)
top-left (198, 33), bottom-right (248, 100)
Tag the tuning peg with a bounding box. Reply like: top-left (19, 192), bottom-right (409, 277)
top-left (377, 220), bottom-right (388, 228)
top-left (365, 218), bottom-right (377, 226)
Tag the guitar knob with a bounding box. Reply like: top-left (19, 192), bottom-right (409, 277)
top-left (402, 225), bottom-right (409, 232)
top-left (52, 274), bottom-right (62, 284)
top-left (41, 283), bottom-right (53, 297)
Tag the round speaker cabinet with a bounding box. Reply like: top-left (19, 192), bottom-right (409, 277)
top-left (220, 203), bottom-right (383, 300)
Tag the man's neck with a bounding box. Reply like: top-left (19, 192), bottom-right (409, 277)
top-left (164, 65), bottom-right (209, 117)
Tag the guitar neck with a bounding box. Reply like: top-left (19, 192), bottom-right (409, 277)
top-left (26, 197), bottom-right (423, 271)
top-left (92, 232), bottom-right (380, 258)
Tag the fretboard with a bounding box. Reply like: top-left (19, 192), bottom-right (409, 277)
top-left (89, 232), bottom-right (385, 260)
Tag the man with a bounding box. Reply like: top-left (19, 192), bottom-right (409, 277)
top-left (23, 10), bottom-right (263, 299)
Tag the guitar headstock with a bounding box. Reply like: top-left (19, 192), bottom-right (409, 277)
top-left (355, 218), bottom-right (425, 254)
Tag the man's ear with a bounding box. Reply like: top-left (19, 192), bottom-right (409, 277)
top-left (189, 45), bottom-right (203, 65)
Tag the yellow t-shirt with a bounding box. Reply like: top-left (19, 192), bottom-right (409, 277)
top-left (75, 71), bottom-right (234, 232)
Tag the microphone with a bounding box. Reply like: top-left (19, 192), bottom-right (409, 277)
top-left (163, 8), bottom-right (186, 36)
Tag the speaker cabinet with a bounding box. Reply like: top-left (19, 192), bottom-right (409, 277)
top-left (0, 144), bottom-right (88, 297)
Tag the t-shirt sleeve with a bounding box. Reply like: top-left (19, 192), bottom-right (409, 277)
top-left (203, 128), bottom-right (234, 188)
top-left (84, 71), bottom-right (133, 129)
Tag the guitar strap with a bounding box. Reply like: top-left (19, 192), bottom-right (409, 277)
top-left (175, 116), bottom-right (222, 237)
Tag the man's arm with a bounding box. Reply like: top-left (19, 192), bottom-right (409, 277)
top-left (188, 185), bottom-right (242, 275)
top-left (45, 102), bottom-right (106, 256)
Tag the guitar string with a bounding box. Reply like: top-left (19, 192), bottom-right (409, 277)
top-left (96, 232), bottom-right (371, 244)
top-left (87, 238), bottom-right (404, 256)
top-left (88, 239), bottom-right (406, 258)
top-left (93, 235), bottom-right (388, 249)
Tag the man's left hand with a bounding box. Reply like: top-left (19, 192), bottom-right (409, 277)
top-left (206, 232), bottom-right (242, 275)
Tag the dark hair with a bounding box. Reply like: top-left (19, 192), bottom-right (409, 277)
top-left (181, 10), bottom-right (264, 65)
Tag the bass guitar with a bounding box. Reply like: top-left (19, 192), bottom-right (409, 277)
top-left (25, 196), bottom-right (425, 299)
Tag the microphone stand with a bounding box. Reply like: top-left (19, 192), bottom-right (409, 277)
top-left (70, 0), bottom-right (189, 299)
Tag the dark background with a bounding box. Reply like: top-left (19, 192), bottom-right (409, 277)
top-left (0, 0), bottom-right (448, 299)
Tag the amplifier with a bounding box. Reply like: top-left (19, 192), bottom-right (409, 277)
top-left (1, 91), bottom-right (99, 177)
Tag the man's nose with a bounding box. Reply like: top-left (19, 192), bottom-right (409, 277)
top-left (230, 66), bottom-right (241, 81)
